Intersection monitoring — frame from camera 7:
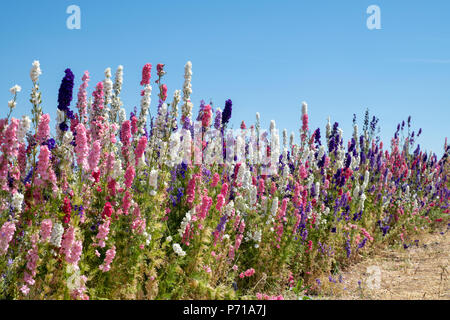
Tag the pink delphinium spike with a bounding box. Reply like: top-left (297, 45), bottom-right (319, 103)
top-left (76, 71), bottom-right (90, 123)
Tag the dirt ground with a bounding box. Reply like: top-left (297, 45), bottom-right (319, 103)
top-left (319, 224), bottom-right (449, 300)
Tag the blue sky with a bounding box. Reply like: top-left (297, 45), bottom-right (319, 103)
top-left (1, 0), bottom-right (449, 156)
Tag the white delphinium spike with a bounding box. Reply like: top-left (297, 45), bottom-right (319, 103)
top-left (181, 61), bottom-right (193, 121)
top-left (362, 170), bottom-right (370, 191)
top-left (261, 196), bottom-right (268, 215)
top-left (301, 101), bottom-right (308, 116)
top-left (10, 85), bottom-right (21, 95)
top-left (271, 197), bottom-right (279, 217)
top-left (170, 89), bottom-right (181, 130)
top-left (12, 192), bottom-right (24, 211)
top-left (235, 135), bottom-right (245, 163)
top-left (110, 65), bottom-right (124, 123)
top-left (326, 116), bottom-right (331, 139)
top-left (118, 107), bottom-right (126, 126)
top-left (180, 129), bottom-right (192, 165)
top-left (113, 65), bottom-right (123, 95)
top-left (17, 116), bottom-right (31, 143)
top-left (242, 169), bottom-right (252, 190)
top-left (112, 158), bottom-right (123, 180)
top-left (360, 193), bottom-right (367, 211)
top-left (149, 169), bottom-right (158, 189)
top-left (8, 100), bottom-right (16, 109)
top-left (103, 67), bottom-right (113, 107)
top-left (50, 222), bottom-right (64, 248)
top-left (178, 209), bottom-right (193, 237)
top-left (315, 181), bottom-right (320, 199)
top-left (30, 60), bottom-right (42, 83)
top-left (353, 184), bottom-right (360, 199)
top-left (318, 145), bottom-right (326, 160)
top-left (353, 123), bottom-right (359, 150)
top-left (138, 84), bottom-right (152, 135)
top-left (155, 102), bottom-right (168, 139)
top-left (173, 243), bottom-right (186, 257)
top-left (249, 185), bottom-right (257, 206)
top-left (236, 163), bottom-right (246, 185)
top-left (167, 131), bottom-right (181, 166)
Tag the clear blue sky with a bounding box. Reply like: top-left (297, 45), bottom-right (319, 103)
top-left (1, 0), bottom-right (449, 156)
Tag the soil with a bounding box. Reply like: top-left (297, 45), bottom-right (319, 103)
top-left (318, 224), bottom-right (449, 300)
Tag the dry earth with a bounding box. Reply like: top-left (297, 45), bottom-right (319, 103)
top-left (317, 224), bottom-right (449, 300)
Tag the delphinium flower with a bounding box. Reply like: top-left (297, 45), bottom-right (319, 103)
top-left (96, 218), bottom-right (111, 248)
top-left (28, 60), bottom-right (43, 131)
top-left (178, 209), bottom-right (192, 237)
top-left (270, 120), bottom-right (280, 173)
top-left (74, 123), bottom-right (89, 171)
top-left (160, 84), bottom-right (168, 102)
top-left (66, 240), bottom-right (82, 266)
top-left (169, 90), bottom-right (181, 132)
top-left (239, 268), bottom-right (255, 278)
top-left (99, 245), bottom-right (116, 272)
top-left (256, 293), bottom-right (284, 300)
top-left (0, 119), bottom-right (19, 189)
top-left (154, 100), bottom-right (168, 142)
top-left (36, 113), bottom-right (50, 144)
top-left (103, 67), bottom-right (113, 107)
top-left (23, 233), bottom-right (39, 292)
top-left (62, 196), bottom-right (72, 224)
top-left (36, 145), bottom-right (57, 191)
top-left (17, 115), bottom-right (31, 145)
top-left (12, 192), bottom-right (24, 211)
top-left (186, 174), bottom-right (199, 207)
top-left (9, 84), bottom-right (21, 96)
top-left (173, 243), bottom-right (186, 257)
top-left (7, 85), bottom-right (21, 116)
top-left (135, 135), bottom-right (148, 166)
top-left (202, 104), bottom-right (212, 128)
top-left (39, 219), bottom-right (52, 242)
top-left (76, 71), bottom-right (90, 123)
top-left (87, 140), bottom-right (101, 173)
top-left (148, 169), bottom-right (158, 193)
top-left (120, 119), bottom-right (132, 159)
top-left (137, 83), bottom-right (152, 136)
top-left (181, 61), bottom-right (193, 128)
top-left (0, 221), bottom-right (16, 255)
top-left (360, 228), bottom-right (374, 241)
top-left (50, 222), bottom-right (64, 247)
top-left (124, 164), bottom-right (135, 189)
top-left (122, 190), bottom-right (132, 216)
top-left (213, 108), bottom-right (222, 130)
top-left (109, 65), bottom-right (124, 123)
top-left (90, 82), bottom-right (105, 140)
top-left (61, 226), bottom-right (75, 257)
top-left (56, 68), bottom-right (75, 141)
top-left (30, 60), bottom-right (42, 83)
top-left (140, 63), bottom-right (152, 86)
top-left (222, 99), bottom-right (232, 127)
top-left (131, 205), bottom-right (146, 235)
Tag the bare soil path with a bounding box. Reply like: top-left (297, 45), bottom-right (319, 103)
top-left (320, 225), bottom-right (449, 300)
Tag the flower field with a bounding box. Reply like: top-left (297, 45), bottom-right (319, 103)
top-left (0, 61), bottom-right (449, 300)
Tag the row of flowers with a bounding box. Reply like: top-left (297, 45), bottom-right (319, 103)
top-left (0, 60), bottom-right (448, 299)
